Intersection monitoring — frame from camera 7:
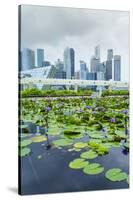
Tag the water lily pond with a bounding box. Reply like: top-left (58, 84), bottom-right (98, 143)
top-left (19, 96), bottom-right (129, 195)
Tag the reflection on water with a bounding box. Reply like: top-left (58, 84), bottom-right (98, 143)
top-left (20, 123), bottom-right (129, 195)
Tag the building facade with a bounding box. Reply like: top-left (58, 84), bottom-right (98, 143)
top-left (107, 49), bottom-right (113, 61)
top-left (64, 47), bottom-right (75, 79)
top-left (80, 60), bottom-right (87, 80)
top-left (114, 55), bottom-right (121, 81)
top-left (21, 48), bottom-right (35, 71)
top-left (37, 49), bottom-right (44, 67)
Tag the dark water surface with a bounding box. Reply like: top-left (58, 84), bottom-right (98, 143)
top-left (20, 123), bottom-right (129, 195)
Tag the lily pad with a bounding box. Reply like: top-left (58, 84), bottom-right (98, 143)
top-left (19, 139), bottom-right (32, 147)
top-left (32, 135), bottom-right (47, 143)
top-left (20, 147), bottom-right (31, 157)
top-left (89, 132), bottom-right (105, 139)
top-left (115, 130), bottom-right (128, 139)
top-left (105, 168), bottom-right (128, 181)
top-left (69, 158), bottom-right (89, 169)
top-left (74, 142), bottom-right (88, 149)
top-left (80, 150), bottom-right (98, 159)
top-left (83, 163), bottom-right (104, 175)
top-left (53, 138), bottom-right (73, 147)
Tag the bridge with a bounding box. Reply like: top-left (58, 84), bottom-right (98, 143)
top-left (20, 77), bottom-right (129, 95)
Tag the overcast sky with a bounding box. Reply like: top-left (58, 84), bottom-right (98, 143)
top-left (21, 5), bottom-right (129, 81)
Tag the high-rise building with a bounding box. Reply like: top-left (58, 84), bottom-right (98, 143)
top-left (97, 71), bottom-right (105, 80)
top-left (106, 60), bottom-right (112, 80)
top-left (55, 59), bottom-right (66, 79)
top-left (75, 71), bottom-right (80, 79)
top-left (95, 45), bottom-right (100, 60)
top-left (80, 60), bottom-right (87, 80)
top-left (21, 48), bottom-right (35, 71)
top-left (90, 56), bottom-right (100, 72)
top-left (87, 72), bottom-right (97, 80)
top-left (114, 55), bottom-right (121, 81)
top-left (64, 47), bottom-right (75, 79)
top-left (42, 61), bottom-right (51, 67)
top-left (107, 49), bottom-right (113, 61)
top-left (37, 49), bottom-right (44, 67)
top-left (55, 59), bottom-right (64, 71)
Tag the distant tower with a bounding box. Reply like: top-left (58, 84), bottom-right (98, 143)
top-left (64, 47), bottom-right (75, 79)
top-left (114, 55), bottom-right (121, 81)
top-left (37, 49), bottom-right (44, 67)
top-left (90, 56), bottom-right (100, 72)
top-left (107, 49), bottom-right (113, 61)
top-left (21, 48), bottom-right (35, 71)
top-left (95, 45), bottom-right (100, 60)
top-left (80, 60), bottom-right (87, 80)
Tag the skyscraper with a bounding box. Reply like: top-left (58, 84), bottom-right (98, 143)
top-left (107, 49), bottom-right (113, 61)
top-left (37, 49), bottom-right (44, 67)
top-left (55, 59), bottom-right (66, 79)
top-left (90, 56), bottom-right (100, 72)
top-left (106, 60), bottom-right (112, 80)
top-left (95, 45), bottom-right (100, 60)
top-left (21, 48), bottom-right (35, 71)
top-left (114, 55), bottom-right (121, 81)
top-left (80, 60), bottom-right (87, 80)
top-left (64, 47), bottom-right (75, 79)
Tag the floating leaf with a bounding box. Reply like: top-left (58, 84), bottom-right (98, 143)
top-left (53, 138), bottom-right (73, 147)
top-left (115, 130), bottom-right (128, 139)
top-left (89, 132), bottom-right (105, 139)
top-left (47, 127), bottom-right (62, 135)
top-left (83, 163), bottom-right (104, 175)
top-left (105, 168), bottom-right (128, 181)
top-left (32, 135), bottom-right (47, 143)
top-left (20, 147), bottom-right (31, 157)
top-left (74, 142), bottom-right (88, 149)
top-left (69, 158), bottom-right (89, 169)
top-left (124, 142), bottom-right (129, 149)
top-left (19, 139), bottom-right (32, 147)
top-left (80, 150), bottom-right (98, 159)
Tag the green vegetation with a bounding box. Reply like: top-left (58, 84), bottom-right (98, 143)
top-left (21, 88), bottom-right (93, 97)
top-left (102, 89), bottom-right (129, 97)
top-left (105, 168), bottom-right (128, 182)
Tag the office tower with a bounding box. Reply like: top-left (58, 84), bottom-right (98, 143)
top-left (64, 47), bottom-right (75, 79)
top-left (106, 60), bottom-right (112, 80)
top-left (114, 55), bottom-right (121, 81)
top-left (97, 71), bottom-right (105, 80)
top-left (75, 71), bottom-right (80, 79)
top-left (55, 59), bottom-right (66, 79)
top-left (87, 72), bottom-right (97, 80)
top-left (55, 59), bottom-right (64, 71)
top-left (42, 61), bottom-right (51, 67)
top-left (37, 49), bottom-right (44, 67)
top-left (95, 45), bottom-right (100, 60)
top-left (80, 60), bottom-right (87, 80)
top-left (21, 48), bottom-right (35, 71)
top-left (107, 49), bottom-right (113, 61)
top-left (90, 56), bottom-right (100, 72)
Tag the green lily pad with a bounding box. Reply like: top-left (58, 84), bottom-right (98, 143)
top-left (47, 127), bottom-right (62, 135)
top-left (32, 135), bottom-right (47, 143)
top-left (69, 158), bottom-right (89, 169)
top-left (80, 150), bottom-right (98, 159)
top-left (19, 139), bottom-right (32, 147)
top-left (115, 130), bottom-right (128, 139)
top-left (89, 132), bottom-right (105, 139)
top-left (20, 147), bottom-right (31, 157)
top-left (74, 142), bottom-right (88, 149)
top-left (105, 168), bottom-right (128, 181)
top-left (53, 138), bottom-right (73, 147)
top-left (124, 142), bottom-right (129, 149)
top-left (83, 163), bottom-right (104, 175)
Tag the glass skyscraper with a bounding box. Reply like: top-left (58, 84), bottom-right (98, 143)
top-left (80, 60), bottom-right (87, 80)
top-left (37, 49), bottom-right (44, 67)
top-left (64, 47), bottom-right (75, 79)
top-left (21, 48), bottom-right (35, 71)
top-left (107, 49), bottom-right (113, 61)
top-left (114, 55), bottom-right (121, 81)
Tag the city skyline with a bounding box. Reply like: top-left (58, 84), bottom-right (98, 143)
top-left (21, 5), bottom-right (129, 81)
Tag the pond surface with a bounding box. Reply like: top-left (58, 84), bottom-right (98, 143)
top-left (20, 124), bottom-right (129, 195)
